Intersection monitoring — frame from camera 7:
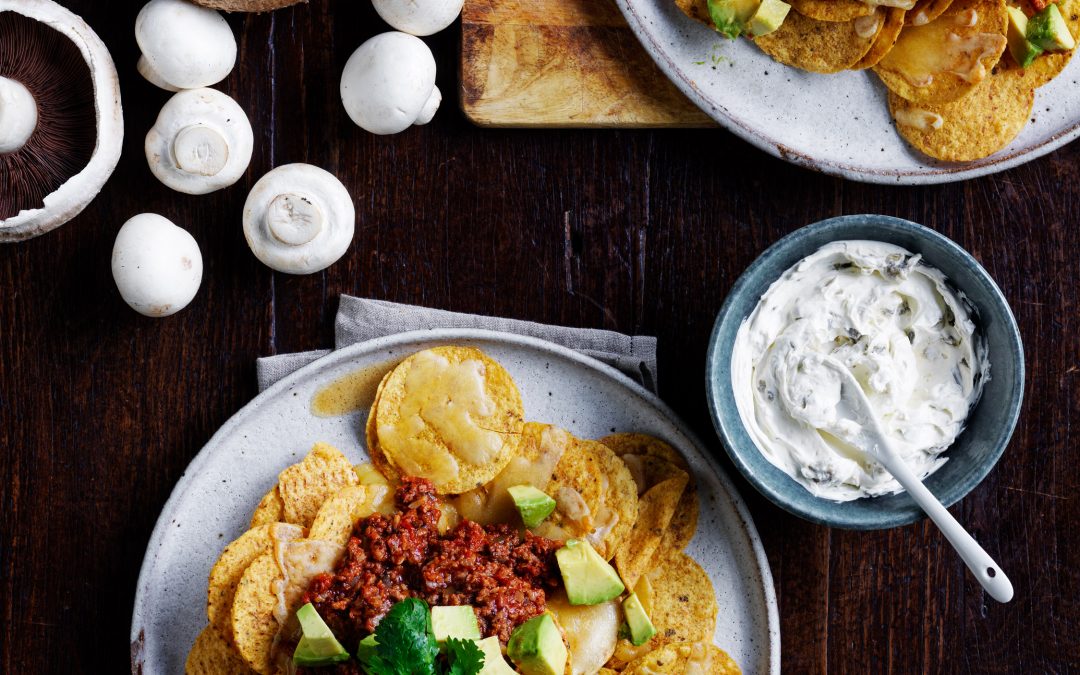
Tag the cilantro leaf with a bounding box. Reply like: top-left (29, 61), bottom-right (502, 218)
top-left (366, 598), bottom-right (439, 675)
top-left (444, 637), bottom-right (485, 675)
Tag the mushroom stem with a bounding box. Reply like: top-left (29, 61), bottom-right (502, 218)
top-left (137, 55), bottom-right (180, 92)
top-left (267, 193), bottom-right (324, 246)
top-left (0, 76), bottom-right (39, 154)
top-left (172, 124), bottom-right (229, 177)
top-left (415, 85), bottom-right (442, 126)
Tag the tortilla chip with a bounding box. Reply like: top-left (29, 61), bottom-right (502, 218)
top-left (538, 435), bottom-right (638, 560)
top-left (614, 456), bottom-right (689, 590)
top-left (374, 346), bottom-right (525, 494)
top-left (247, 487), bottom-right (283, 529)
top-left (874, 0), bottom-right (1008, 104)
top-left (852, 8), bottom-right (908, 69)
top-left (185, 624), bottom-right (256, 675)
top-left (308, 484), bottom-right (394, 547)
top-left (674, 0), bottom-right (711, 26)
top-left (608, 551), bottom-right (718, 668)
top-left (365, 370), bottom-right (400, 482)
top-left (754, 8), bottom-right (882, 73)
top-left (601, 434), bottom-right (698, 554)
top-left (277, 442), bottom-right (359, 528)
top-left (889, 60), bottom-right (1034, 160)
top-left (207, 523), bottom-right (304, 642)
top-left (230, 553), bottom-right (281, 675)
top-left (907, 0), bottom-right (956, 25)
top-left (623, 642), bottom-right (741, 675)
top-left (790, 0), bottom-right (874, 22)
top-left (1012, 0), bottom-right (1079, 87)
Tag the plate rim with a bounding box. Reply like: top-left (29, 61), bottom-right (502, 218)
top-left (130, 328), bottom-right (781, 674)
top-left (614, 0), bottom-right (1080, 185)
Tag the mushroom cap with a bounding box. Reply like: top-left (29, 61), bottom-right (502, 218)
top-left (0, 0), bottom-right (124, 242)
top-left (243, 163), bottom-right (355, 274)
top-left (145, 88), bottom-right (254, 195)
top-left (111, 213), bottom-right (203, 317)
top-left (0, 76), bottom-right (38, 154)
top-left (340, 32), bottom-right (439, 135)
top-left (371, 0), bottom-right (464, 36)
top-left (135, 0), bottom-right (237, 90)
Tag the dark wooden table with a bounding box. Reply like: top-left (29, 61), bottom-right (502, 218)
top-left (1, 1), bottom-right (1077, 673)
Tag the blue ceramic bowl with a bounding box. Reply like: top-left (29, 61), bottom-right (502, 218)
top-left (706, 215), bottom-right (1024, 530)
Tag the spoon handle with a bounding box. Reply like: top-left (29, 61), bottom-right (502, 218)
top-left (881, 454), bottom-right (1014, 603)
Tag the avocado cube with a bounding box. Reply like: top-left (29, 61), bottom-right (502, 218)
top-left (475, 636), bottom-right (519, 675)
top-left (292, 603), bottom-right (349, 666)
top-left (555, 539), bottom-right (625, 606)
top-left (622, 593), bottom-right (658, 646)
top-left (507, 485), bottom-right (556, 528)
top-left (708, 0), bottom-right (762, 39)
top-left (1027, 2), bottom-right (1076, 52)
top-left (1007, 6), bottom-right (1044, 67)
top-left (431, 605), bottom-right (481, 642)
top-left (507, 613), bottom-right (568, 675)
top-left (748, 0), bottom-right (790, 37)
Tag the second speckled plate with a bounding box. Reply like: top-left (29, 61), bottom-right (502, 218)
top-left (130, 330), bottom-right (780, 675)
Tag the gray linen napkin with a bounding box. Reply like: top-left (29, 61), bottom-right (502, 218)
top-left (256, 297), bottom-right (658, 393)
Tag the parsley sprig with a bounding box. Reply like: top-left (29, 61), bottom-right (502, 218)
top-left (360, 599), bottom-right (485, 675)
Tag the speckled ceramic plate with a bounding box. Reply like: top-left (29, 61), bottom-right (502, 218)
top-left (616, 0), bottom-right (1080, 184)
top-left (130, 330), bottom-right (779, 675)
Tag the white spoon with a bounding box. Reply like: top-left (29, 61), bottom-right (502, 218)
top-left (801, 355), bottom-right (1014, 603)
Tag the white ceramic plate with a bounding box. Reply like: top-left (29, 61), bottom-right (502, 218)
top-left (616, 0), bottom-right (1080, 184)
top-left (130, 330), bottom-right (780, 674)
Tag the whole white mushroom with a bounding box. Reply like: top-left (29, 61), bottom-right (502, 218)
top-left (0, 76), bottom-right (38, 154)
top-left (371, 0), bottom-right (464, 36)
top-left (243, 163), bottom-right (355, 274)
top-left (112, 213), bottom-right (203, 317)
top-left (340, 32), bottom-right (441, 135)
top-left (135, 0), bottom-right (237, 91)
top-left (145, 88), bottom-right (254, 195)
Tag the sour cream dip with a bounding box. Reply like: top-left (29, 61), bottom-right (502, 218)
top-left (731, 240), bottom-right (989, 501)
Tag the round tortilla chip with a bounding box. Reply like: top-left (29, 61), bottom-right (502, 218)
top-left (308, 484), bottom-right (394, 547)
top-left (852, 8), bottom-right (907, 69)
top-left (374, 346), bottom-right (525, 494)
top-left (207, 523), bottom-right (304, 642)
top-left (543, 436), bottom-right (638, 560)
top-left (673, 0), bottom-right (711, 27)
top-left (277, 442), bottom-right (359, 528)
top-left (230, 553), bottom-right (281, 675)
top-left (185, 624), bottom-right (256, 675)
top-left (907, 0), bottom-right (955, 25)
top-left (889, 61), bottom-right (1034, 160)
top-left (754, 8), bottom-right (881, 73)
top-left (1013, 0), bottom-right (1079, 88)
top-left (364, 370), bottom-right (399, 483)
top-left (874, 0), bottom-right (1008, 104)
top-left (790, 0), bottom-right (874, 22)
top-left (248, 487), bottom-right (283, 529)
top-left (614, 456), bottom-right (689, 590)
top-left (623, 642), bottom-right (741, 675)
top-left (608, 551), bottom-right (719, 668)
top-left (600, 433), bottom-right (689, 472)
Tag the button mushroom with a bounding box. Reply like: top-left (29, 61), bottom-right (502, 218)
top-left (371, 0), bottom-right (464, 36)
top-left (112, 213), bottom-right (203, 317)
top-left (340, 32), bottom-right (441, 135)
top-left (145, 88), bottom-right (253, 195)
top-left (243, 163), bottom-right (355, 274)
top-left (135, 0), bottom-right (237, 91)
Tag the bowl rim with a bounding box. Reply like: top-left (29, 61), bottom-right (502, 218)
top-left (705, 214), bottom-right (1025, 530)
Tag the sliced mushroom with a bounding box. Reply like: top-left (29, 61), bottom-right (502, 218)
top-left (145, 88), bottom-right (254, 195)
top-left (371, 0), bottom-right (464, 36)
top-left (243, 163), bottom-right (355, 274)
top-left (135, 0), bottom-right (237, 91)
top-left (0, 0), bottom-right (124, 242)
top-left (340, 32), bottom-right (441, 135)
top-left (112, 213), bottom-right (203, 317)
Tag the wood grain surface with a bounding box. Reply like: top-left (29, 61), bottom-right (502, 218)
top-left (0, 1), bottom-right (1078, 673)
top-left (461, 0), bottom-right (714, 127)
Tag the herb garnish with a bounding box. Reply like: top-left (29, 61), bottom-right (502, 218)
top-left (361, 599), bottom-right (485, 675)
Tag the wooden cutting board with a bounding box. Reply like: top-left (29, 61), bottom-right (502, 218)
top-left (461, 0), bottom-right (715, 127)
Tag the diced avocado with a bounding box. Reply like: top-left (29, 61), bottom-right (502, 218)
top-left (507, 485), bottom-right (557, 528)
top-left (1027, 2), bottom-right (1076, 52)
top-left (431, 605), bottom-right (481, 642)
top-left (475, 636), bottom-right (518, 675)
top-left (622, 593), bottom-right (657, 646)
top-left (555, 539), bottom-right (625, 606)
top-left (748, 0), bottom-right (790, 37)
top-left (507, 613), bottom-right (568, 675)
top-left (356, 633), bottom-right (378, 665)
top-left (1007, 6), bottom-right (1044, 67)
top-left (292, 603), bottom-right (349, 666)
top-left (707, 0), bottom-right (762, 39)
